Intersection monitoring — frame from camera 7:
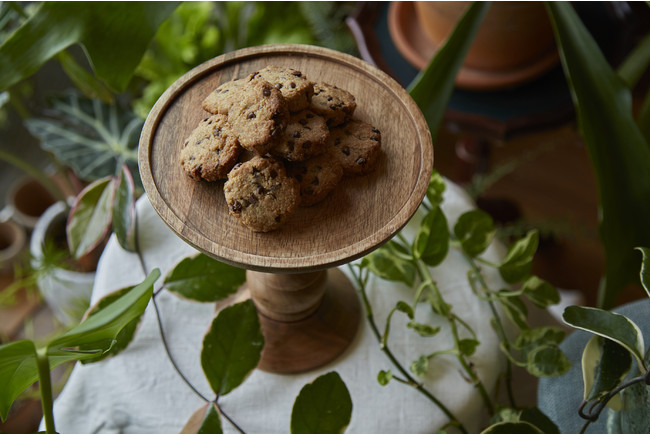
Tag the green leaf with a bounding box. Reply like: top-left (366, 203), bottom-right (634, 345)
top-left (201, 300), bottom-right (263, 396)
top-left (498, 231), bottom-right (539, 284)
top-left (481, 421), bottom-right (544, 434)
top-left (499, 293), bottom-right (529, 330)
top-left (291, 371), bottom-right (352, 434)
top-left (563, 305), bottom-right (646, 371)
top-left (66, 176), bottom-right (114, 259)
top-left (377, 370), bottom-right (392, 386)
top-left (112, 165), bottom-right (136, 252)
top-left (180, 403), bottom-right (223, 434)
top-left (636, 247), bottom-right (650, 298)
top-left (395, 301), bottom-right (414, 320)
top-left (408, 2), bottom-right (489, 138)
top-left (521, 276), bottom-right (560, 308)
top-left (617, 31), bottom-right (650, 89)
top-left (515, 327), bottom-right (565, 363)
top-left (56, 50), bottom-right (114, 104)
top-left (458, 339), bottom-right (479, 357)
top-left (24, 93), bottom-right (143, 183)
top-left (48, 269), bottom-right (159, 352)
top-left (547, 3), bottom-right (650, 309)
top-left (0, 2), bottom-right (179, 92)
top-left (407, 321), bottom-right (440, 338)
top-left (426, 170), bottom-right (446, 208)
top-left (165, 254), bottom-right (245, 302)
top-left (78, 285), bottom-right (147, 364)
top-left (413, 207), bottom-right (449, 267)
top-left (410, 355), bottom-right (429, 377)
top-left (526, 345), bottom-right (571, 377)
top-left (0, 340), bottom-right (38, 422)
top-left (363, 242), bottom-right (416, 287)
top-left (518, 408), bottom-right (560, 434)
top-left (454, 210), bottom-right (496, 257)
top-left (581, 335), bottom-right (631, 409)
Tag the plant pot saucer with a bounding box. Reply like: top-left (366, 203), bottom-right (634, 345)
top-left (388, 1), bottom-right (560, 91)
top-left (139, 44), bottom-right (432, 373)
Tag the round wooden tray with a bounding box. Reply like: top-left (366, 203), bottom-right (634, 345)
top-left (139, 44), bottom-right (432, 273)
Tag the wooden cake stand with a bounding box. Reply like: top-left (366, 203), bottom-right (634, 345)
top-left (138, 45), bottom-right (433, 374)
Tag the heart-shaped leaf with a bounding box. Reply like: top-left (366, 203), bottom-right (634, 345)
top-left (499, 231), bottom-right (539, 284)
top-left (563, 305), bottom-right (646, 371)
top-left (521, 276), bottom-right (560, 308)
top-left (165, 254), bottom-right (245, 302)
top-left (180, 403), bottom-right (222, 434)
top-left (201, 300), bottom-right (263, 396)
top-left (454, 209), bottom-right (495, 257)
top-left (66, 176), bottom-right (115, 259)
top-left (426, 170), bottom-right (446, 208)
top-left (0, 340), bottom-right (38, 422)
top-left (413, 207), bottom-right (449, 267)
top-left (290, 371), bottom-right (352, 434)
top-left (407, 321), bottom-right (440, 338)
top-left (525, 345), bottom-right (571, 377)
top-left (362, 242), bottom-right (416, 287)
top-left (581, 335), bottom-right (631, 408)
top-left (112, 165), bottom-right (136, 252)
top-left (377, 370), bottom-right (392, 386)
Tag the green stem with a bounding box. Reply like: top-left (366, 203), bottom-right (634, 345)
top-left (461, 251), bottom-right (517, 408)
top-left (0, 149), bottom-right (67, 203)
top-left (349, 265), bottom-right (468, 434)
top-left (415, 259), bottom-right (495, 416)
top-left (36, 347), bottom-right (56, 434)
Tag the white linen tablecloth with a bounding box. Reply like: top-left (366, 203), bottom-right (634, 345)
top-left (49, 180), bottom-right (508, 433)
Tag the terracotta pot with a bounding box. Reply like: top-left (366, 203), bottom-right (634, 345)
top-left (414, 1), bottom-right (556, 72)
top-left (5, 177), bottom-right (57, 231)
top-left (0, 220), bottom-right (26, 272)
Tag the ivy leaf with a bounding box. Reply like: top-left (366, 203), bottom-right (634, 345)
top-left (66, 176), bottom-right (115, 259)
top-left (290, 371), bottom-right (352, 434)
top-left (498, 292), bottom-right (529, 330)
top-left (454, 210), bottom-right (495, 257)
top-left (426, 170), bottom-right (446, 208)
top-left (165, 254), bottom-right (246, 302)
top-left (24, 93), bottom-right (143, 183)
top-left (407, 321), bottom-right (440, 338)
top-left (563, 305), bottom-right (646, 372)
top-left (518, 408), bottom-right (560, 434)
top-left (180, 403), bottom-right (223, 434)
top-left (526, 345), bottom-right (571, 378)
top-left (410, 355), bottom-right (429, 377)
top-left (413, 207), bottom-right (449, 267)
top-left (521, 276), bottom-right (560, 308)
top-left (363, 242), bottom-right (416, 287)
top-left (395, 301), bottom-right (414, 319)
top-left (0, 340), bottom-right (38, 422)
top-left (0, 2), bottom-right (179, 92)
top-left (78, 285), bottom-right (146, 364)
top-left (112, 165), bottom-right (136, 252)
top-left (377, 370), bottom-right (392, 386)
top-left (636, 247), bottom-right (650, 298)
top-left (498, 231), bottom-right (539, 284)
top-left (48, 269), bottom-right (158, 353)
top-left (515, 327), bottom-right (565, 363)
top-left (581, 335), bottom-right (631, 409)
top-left (201, 300), bottom-right (263, 396)
top-left (481, 421), bottom-right (544, 434)
top-left (458, 339), bottom-right (480, 357)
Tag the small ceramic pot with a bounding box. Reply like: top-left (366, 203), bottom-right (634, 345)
top-left (30, 201), bottom-right (95, 325)
top-left (0, 220), bottom-right (27, 272)
top-left (5, 177), bottom-right (56, 231)
top-left (414, 1), bottom-right (556, 72)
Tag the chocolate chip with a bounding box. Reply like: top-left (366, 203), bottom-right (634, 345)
top-left (326, 96), bottom-right (333, 101)
top-left (275, 215), bottom-right (281, 222)
top-left (342, 147), bottom-right (350, 156)
top-left (303, 140), bottom-right (312, 148)
top-left (371, 135), bottom-right (379, 141)
top-left (306, 113), bottom-right (314, 118)
top-left (330, 105), bottom-right (338, 110)
top-left (263, 88), bottom-right (271, 97)
top-left (271, 128), bottom-right (281, 137)
top-left (291, 70), bottom-right (302, 76)
top-left (213, 128), bottom-right (221, 137)
top-left (304, 188), bottom-right (314, 195)
top-left (184, 140), bottom-right (189, 147)
top-left (195, 140), bottom-right (202, 146)
top-left (221, 89), bottom-right (229, 94)
top-left (311, 177), bottom-right (319, 185)
top-left (290, 82), bottom-right (296, 89)
top-left (247, 112), bottom-right (256, 119)
top-left (275, 83), bottom-right (283, 90)
top-left (248, 194), bottom-right (258, 204)
top-left (372, 127), bottom-right (380, 133)
top-left (241, 198), bottom-right (250, 207)
top-left (295, 174), bottom-right (302, 182)
top-left (335, 138), bottom-right (341, 145)
top-left (270, 169), bottom-right (278, 179)
top-left (356, 157), bottom-right (366, 165)
top-left (293, 131), bottom-right (301, 138)
top-left (272, 111), bottom-right (283, 119)
top-left (299, 119), bottom-right (308, 126)
top-left (230, 201), bottom-right (242, 213)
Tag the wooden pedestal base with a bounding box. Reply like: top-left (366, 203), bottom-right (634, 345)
top-left (217, 268), bottom-right (361, 375)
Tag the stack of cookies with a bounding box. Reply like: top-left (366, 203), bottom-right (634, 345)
top-left (180, 65), bottom-right (381, 232)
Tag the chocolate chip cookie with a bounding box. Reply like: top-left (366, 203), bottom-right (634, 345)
top-left (223, 156), bottom-right (299, 232)
top-left (225, 79), bottom-right (289, 155)
top-left (250, 66), bottom-right (314, 113)
top-left (180, 114), bottom-right (242, 181)
top-left (329, 119), bottom-right (381, 175)
top-left (287, 151), bottom-right (344, 207)
top-left (202, 78), bottom-right (245, 115)
top-left (311, 82), bottom-right (356, 127)
top-left (271, 110), bottom-right (329, 162)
